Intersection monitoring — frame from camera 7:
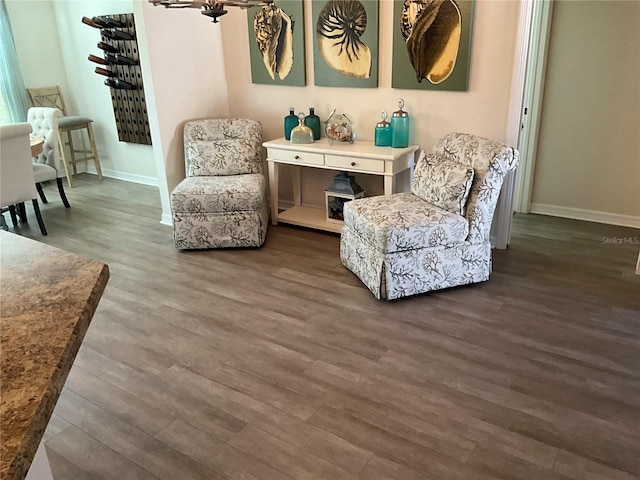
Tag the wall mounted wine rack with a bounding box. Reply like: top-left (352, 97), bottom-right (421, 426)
top-left (84, 13), bottom-right (152, 145)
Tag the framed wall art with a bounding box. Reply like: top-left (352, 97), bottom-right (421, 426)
top-left (312, 0), bottom-right (379, 88)
top-left (247, 0), bottom-right (306, 86)
top-left (392, 0), bottom-right (475, 91)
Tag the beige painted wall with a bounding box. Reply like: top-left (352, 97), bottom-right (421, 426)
top-left (136, 1), bottom-right (230, 196)
top-left (531, 0), bottom-right (640, 222)
top-left (221, 0), bottom-right (520, 206)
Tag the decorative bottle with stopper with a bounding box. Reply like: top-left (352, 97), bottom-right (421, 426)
top-left (374, 111), bottom-right (391, 147)
top-left (284, 107), bottom-right (298, 140)
top-left (391, 98), bottom-right (410, 148)
top-left (304, 107), bottom-right (321, 140)
top-left (290, 113), bottom-right (314, 144)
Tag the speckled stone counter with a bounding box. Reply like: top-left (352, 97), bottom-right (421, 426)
top-left (0, 231), bottom-right (109, 480)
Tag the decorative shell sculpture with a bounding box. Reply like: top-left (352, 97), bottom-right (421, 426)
top-left (401, 0), bottom-right (462, 84)
top-left (254, 5), bottom-right (294, 80)
top-left (316, 0), bottom-right (371, 79)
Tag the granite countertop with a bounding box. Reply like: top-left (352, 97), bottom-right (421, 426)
top-left (0, 231), bottom-right (109, 480)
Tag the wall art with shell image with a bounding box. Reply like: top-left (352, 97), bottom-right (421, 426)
top-left (313, 0), bottom-right (379, 88)
top-left (247, 0), bottom-right (306, 86)
top-left (392, 0), bottom-right (474, 91)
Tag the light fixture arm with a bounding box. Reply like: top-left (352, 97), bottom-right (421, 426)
top-left (148, 0), bottom-right (273, 23)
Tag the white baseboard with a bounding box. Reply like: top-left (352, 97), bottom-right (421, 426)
top-left (84, 165), bottom-right (159, 187)
top-left (530, 203), bottom-right (640, 229)
top-left (160, 213), bottom-right (173, 226)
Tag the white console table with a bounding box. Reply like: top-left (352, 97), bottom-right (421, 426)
top-left (263, 137), bottom-right (419, 233)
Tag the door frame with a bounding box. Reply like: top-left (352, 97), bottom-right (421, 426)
top-left (513, 0), bottom-right (554, 214)
top-left (493, 0), bottom-right (554, 248)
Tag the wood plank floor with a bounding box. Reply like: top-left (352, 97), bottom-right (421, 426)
top-left (11, 175), bottom-right (640, 480)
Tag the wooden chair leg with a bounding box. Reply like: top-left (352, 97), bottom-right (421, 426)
top-left (87, 122), bottom-right (103, 180)
top-left (0, 213), bottom-right (7, 231)
top-left (32, 199), bottom-right (47, 235)
top-left (36, 183), bottom-right (48, 203)
top-left (8, 205), bottom-right (18, 227)
top-left (67, 130), bottom-right (78, 175)
top-left (58, 133), bottom-right (73, 188)
top-left (56, 178), bottom-right (71, 208)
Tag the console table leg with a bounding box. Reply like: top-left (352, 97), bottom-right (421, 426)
top-left (384, 175), bottom-right (394, 195)
top-left (268, 161), bottom-right (278, 225)
top-left (293, 166), bottom-right (301, 207)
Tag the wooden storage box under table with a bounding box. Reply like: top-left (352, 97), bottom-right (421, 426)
top-left (263, 137), bottom-right (419, 233)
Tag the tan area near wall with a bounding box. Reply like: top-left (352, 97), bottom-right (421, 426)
top-left (531, 0), bottom-right (640, 219)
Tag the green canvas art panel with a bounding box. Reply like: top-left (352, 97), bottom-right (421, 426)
top-left (392, 0), bottom-right (474, 91)
top-left (247, 0), bottom-right (306, 86)
top-left (312, 0), bottom-right (379, 88)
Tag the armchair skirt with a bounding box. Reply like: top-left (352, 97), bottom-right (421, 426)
top-left (340, 193), bottom-right (490, 300)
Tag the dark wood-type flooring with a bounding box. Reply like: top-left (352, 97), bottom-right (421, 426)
top-left (9, 174), bottom-right (640, 480)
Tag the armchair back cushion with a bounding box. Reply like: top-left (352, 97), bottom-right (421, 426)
top-left (432, 132), bottom-right (519, 243)
top-left (184, 119), bottom-right (263, 177)
top-left (412, 151), bottom-right (474, 215)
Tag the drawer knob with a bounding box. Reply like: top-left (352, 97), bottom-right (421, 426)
top-left (350, 161), bottom-right (356, 167)
top-left (295, 155), bottom-right (300, 159)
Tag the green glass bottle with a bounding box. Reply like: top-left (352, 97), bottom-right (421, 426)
top-left (304, 107), bottom-right (321, 141)
top-left (284, 107), bottom-right (297, 140)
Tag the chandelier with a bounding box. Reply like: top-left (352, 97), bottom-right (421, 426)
top-left (148, 0), bottom-right (273, 22)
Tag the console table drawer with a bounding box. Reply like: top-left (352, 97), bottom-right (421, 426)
top-left (269, 149), bottom-right (324, 166)
top-left (325, 154), bottom-right (384, 173)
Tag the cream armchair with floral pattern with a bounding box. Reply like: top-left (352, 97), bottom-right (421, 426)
top-left (340, 132), bottom-right (519, 300)
top-left (171, 119), bottom-right (268, 249)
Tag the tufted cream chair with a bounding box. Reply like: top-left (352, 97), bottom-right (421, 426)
top-left (27, 107), bottom-right (70, 209)
top-left (27, 86), bottom-right (102, 187)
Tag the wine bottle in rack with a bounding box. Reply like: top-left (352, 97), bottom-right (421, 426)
top-left (104, 52), bottom-right (137, 66)
top-left (102, 29), bottom-right (134, 41)
top-left (104, 78), bottom-right (136, 90)
top-left (92, 16), bottom-right (125, 28)
top-left (81, 16), bottom-right (101, 28)
top-left (97, 41), bottom-right (118, 54)
top-left (95, 67), bottom-right (116, 77)
top-left (88, 54), bottom-right (108, 66)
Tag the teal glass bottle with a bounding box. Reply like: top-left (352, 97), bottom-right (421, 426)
top-left (304, 107), bottom-right (321, 140)
top-left (284, 107), bottom-right (297, 140)
top-left (391, 99), bottom-right (410, 148)
top-left (374, 111), bottom-right (392, 147)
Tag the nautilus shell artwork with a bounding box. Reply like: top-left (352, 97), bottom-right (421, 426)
top-left (401, 0), bottom-right (462, 84)
top-left (254, 5), bottom-right (294, 80)
top-left (316, 0), bottom-right (371, 79)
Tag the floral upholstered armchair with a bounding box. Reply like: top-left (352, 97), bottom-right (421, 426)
top-left (340, 132), bottom-right (519, 300)
top-left (170, 119), bottom-right (268, 249)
